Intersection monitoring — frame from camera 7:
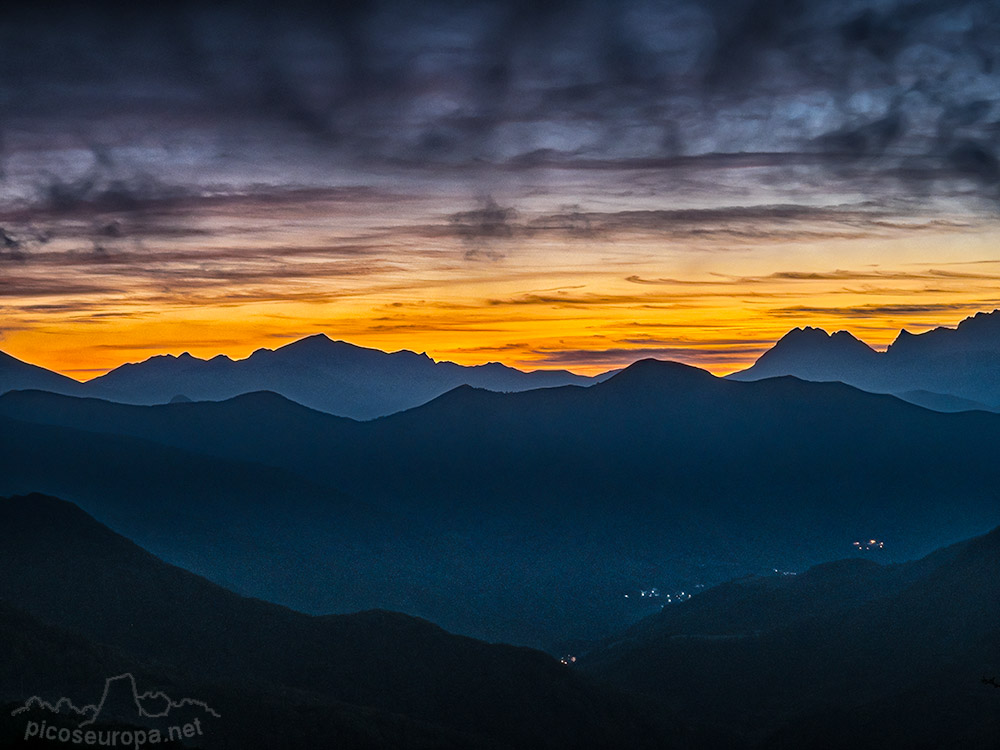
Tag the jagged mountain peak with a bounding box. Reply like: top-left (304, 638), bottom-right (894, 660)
top-left (888, 308), bottom-right (1000, 357)
top-left (731, 308), bottom-right (1000, 407)
top-left (731, 324), bottom-right (877, 382)
top-left (782, 324), bottom-right (830, 339)
top-left (271, 335), bottom-right (435, 365)
top-left (133, 351), bottom-right (206, 366)
top-left (274, 333), bottom-right (347, 352)
top-left (774, 326), bottom-right (871, 351)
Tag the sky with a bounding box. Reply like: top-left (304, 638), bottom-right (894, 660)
top-left (2, 0), bottom-right (1000, 377)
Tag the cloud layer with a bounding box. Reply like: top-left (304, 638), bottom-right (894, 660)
top-left (2, 1), bottom-right (1000, 374)
top-left (4, 1), bottom-right (1000, 197)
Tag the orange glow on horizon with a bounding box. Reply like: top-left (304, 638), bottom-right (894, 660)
top-left (5, 201), bottom-right (1000, 380)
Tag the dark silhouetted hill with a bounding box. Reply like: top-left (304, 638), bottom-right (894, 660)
top-left (0, 493), bottom-right (692, 750)
top-left (731, 309), bottom-right (1000, 410)
top-left (0, 351), bottom-right (84, 397)
top-left (581, 527), bottom-right (1000, 748)
top-left (732, 326), bottom-right (880, 384)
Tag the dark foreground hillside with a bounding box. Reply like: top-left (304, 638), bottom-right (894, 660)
top-left (0, 493), bottom-right (694, 750)
top-left (581, 526), bottom-right (1000, 748)
top-left (3, 493), bottom-right (997, 748)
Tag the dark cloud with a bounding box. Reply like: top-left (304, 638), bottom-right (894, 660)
top-left (2, 0), bottom-right (999, 205)
top-left (769, 302), bottom-right (999, 319)
top-left (751, 268), bottom-right (1000, 282)
top-left (618, 336), bottom-right (777, 347)
top-left (540, 203), bottom-right (980, 243)
top-left (947, 140), bottom-right (1000, 184)
top-left (485, 289), bottom-right (750, 308)
top-left (449, 198), bottom-right (518, 260)
top-left (0, 182), bottom-right (409, 264)
top-left (486, 292), bottom-right (647, 308)
top-left (539, 204), bottom-right (856, 230)
top-left (0, 227), bottom-right (25, 261)
top-left (626, 275), bottom-right (736, 286)
top-left (530, 205), bottom-right (596, 236)
top-left (12, 153), bottom-right (201, 249)
top-left (424, 201), bottom-right (971, 251)
top-left (769, 270), bottom-right (875, 280)
top-left (0, 277), bottom-right (120, 298)
top-left (815, 112), bottom-right (906, 160)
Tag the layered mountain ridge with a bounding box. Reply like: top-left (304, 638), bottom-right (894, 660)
top-left (3, 359), bottom-right (999, 647)
top-left (731, 309), bottom-right (1000, 410)
top-left (0, 334), bottom-right (604, 420)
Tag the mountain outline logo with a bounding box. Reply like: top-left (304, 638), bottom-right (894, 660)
top-left (12, 673), bottom-right (219, 747)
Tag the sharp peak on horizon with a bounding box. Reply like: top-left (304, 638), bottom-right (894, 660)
top-left (780, 326), bottom-right (862, 340)
top-left (278, 332), bottom-right (344, 347)
top-left (282, 332), bottom-right (402, 348)
top-left (130, 350), bottom-right (204, 364)
top-left (274, 334), bottom-right (433, 359)
top-left (765, 327), bottom-right (876, 356)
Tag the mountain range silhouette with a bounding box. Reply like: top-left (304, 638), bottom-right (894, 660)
top-left (732, 309), bottom-right (1000, 410)
top-left (6, 310), bottom-right (1000, 418)
top-left (0, 334), bottom-right (604, 419)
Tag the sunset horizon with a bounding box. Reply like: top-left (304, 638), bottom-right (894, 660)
top-left (3, 3), bottom-right (1000, 747)
top-left (5, 2), bottom-right (1000, 383)
top-left (5, 304), bottom-right (1000, 380)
